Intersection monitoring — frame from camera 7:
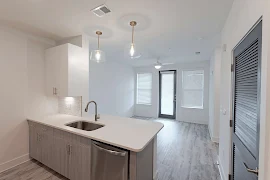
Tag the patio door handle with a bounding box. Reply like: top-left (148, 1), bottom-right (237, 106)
top-left (243, 163), bottom-right (258, 176)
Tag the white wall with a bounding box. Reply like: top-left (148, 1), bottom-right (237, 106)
top-left (57, 35), bottom-right (134, 118)
top-left (88, 61), bottom-right (135, 117)
top-left (0, 25), bottom-right (55, 172)
top-left (218, 0), bottom-right (270, 179)
top-left (208, 48), bottom-right (221, 143)
top-left (134, 61), bottom-right (210, 124)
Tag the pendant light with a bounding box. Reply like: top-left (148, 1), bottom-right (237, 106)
top-left (126, 21), bottom-right (141, 59)
top-left (90, 31), bottom-right (106, 63)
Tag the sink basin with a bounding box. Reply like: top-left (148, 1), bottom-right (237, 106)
top-left (66, 121), bottom-right (104, 131)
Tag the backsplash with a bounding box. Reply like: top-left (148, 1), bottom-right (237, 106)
top-left (58, 96), bottom-right (82, 116)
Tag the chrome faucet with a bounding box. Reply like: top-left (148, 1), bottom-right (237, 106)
top-left (85, 101), bottom-right (100, 121)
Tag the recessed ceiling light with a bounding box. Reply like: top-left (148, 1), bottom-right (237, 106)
top-left (91, 4), bottom-right (111, 17)
top-left (195, 52), bottom-right (201, 55)
top-left (197, 37), bottom-right (203, 40)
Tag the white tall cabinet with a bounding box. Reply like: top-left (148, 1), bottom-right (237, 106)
top-left (45, 43), bottom-right (88, 97)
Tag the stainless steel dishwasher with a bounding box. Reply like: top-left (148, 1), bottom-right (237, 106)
top-left (91, 141), bottom-right (129, 180)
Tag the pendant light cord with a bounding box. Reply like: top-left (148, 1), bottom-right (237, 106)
top-left (98, 34), bottom-right (100, 50)
top-left (132, 26), bottom-right (134, 44)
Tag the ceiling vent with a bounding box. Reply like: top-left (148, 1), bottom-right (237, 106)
top-left (91, 4), bottom-right (111, 17)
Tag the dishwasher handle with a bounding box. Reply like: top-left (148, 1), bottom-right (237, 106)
top-left (92, 142), bottom-right (127, 157)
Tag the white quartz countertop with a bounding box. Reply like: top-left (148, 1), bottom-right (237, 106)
top-left (27, 114), bottom-right (164, 152)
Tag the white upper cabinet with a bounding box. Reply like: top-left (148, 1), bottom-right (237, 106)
top-left (45, 43), bottom-right (86, 97)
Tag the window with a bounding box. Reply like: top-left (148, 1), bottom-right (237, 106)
top-left (182, 70), bottom-right (204, 109)
top-left (137, 73), bottom-right (152, 105)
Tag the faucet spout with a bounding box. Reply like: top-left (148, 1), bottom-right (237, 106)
top-left (85, 101), bottom-right (100, 121)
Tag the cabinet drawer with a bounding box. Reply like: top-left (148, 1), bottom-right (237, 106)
top-left (53, 128), bottom-right (73, 141)
top-left (70, 133), bottom-right (91, 146)
top-left (28, 122), bottom-right (53, 135)
top-left (39, 124), bottom-right (53, 136)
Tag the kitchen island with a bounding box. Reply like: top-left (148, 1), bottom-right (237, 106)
top-left (27, 114), bottom-right (163, 180)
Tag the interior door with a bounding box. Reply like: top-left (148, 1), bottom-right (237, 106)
top-left (232, 21), bottom-right (262, 179)
top-left (159, 70), bottom-right (176, 119)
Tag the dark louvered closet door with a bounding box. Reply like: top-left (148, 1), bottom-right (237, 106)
top-left (232, 21), bottom-right (262, 180)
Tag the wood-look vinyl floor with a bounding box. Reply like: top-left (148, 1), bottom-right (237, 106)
top-left (154, 119), bottom-right (220, 180)
top-left (0, 160), bottom-right (68, 180)
top-left (0, 118), bottom-right (220, 180)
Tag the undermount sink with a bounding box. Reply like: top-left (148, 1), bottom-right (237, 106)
top-left (66, 121), bottom-right (104, 131)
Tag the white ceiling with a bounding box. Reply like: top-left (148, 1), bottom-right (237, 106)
top-left (0, 0), bottom-right (233, 66)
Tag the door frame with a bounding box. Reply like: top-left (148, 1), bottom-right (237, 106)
top-left (231, 19), bottom-right (262, 178)
top-left (158, 70), bottom-right (177, 119)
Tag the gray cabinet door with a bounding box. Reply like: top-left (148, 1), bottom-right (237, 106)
top-left (69, 139), bottom-right (91, 180)
top-left (40, 127), bottom-right (53, 168)
top-left (29, 122), bottom-right (42, 162)
top-left (28, 122), bottom-right (93, 180)
top-left (52, 137), bottom-right (69, 178)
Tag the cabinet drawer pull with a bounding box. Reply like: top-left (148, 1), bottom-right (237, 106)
top-left (36, 133), bottom-right (42, 142)
top-left (66, 145), bottom-right (69, 154)
top-left (66, 145), bottom-right (71, 155)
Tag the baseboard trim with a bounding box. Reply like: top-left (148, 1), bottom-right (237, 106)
top-left (0, 154), bottom-right (30, 173)
top-left (211, 136), bottom-right (219, 143)
top-left (208, 126), bottom-right (219, 143)
top-left (153, 170), bottom-right (158, 180)
top-left (218, 156), bottom-right (226, 180)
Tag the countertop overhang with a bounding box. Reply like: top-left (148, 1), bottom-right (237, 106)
top-left (27, 114), bottom-right (164, 152)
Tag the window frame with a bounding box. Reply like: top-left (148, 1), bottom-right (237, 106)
top-left (136, 73), bottom-right (152, 105)
top-left (181, 70), bottom-right (204, 109)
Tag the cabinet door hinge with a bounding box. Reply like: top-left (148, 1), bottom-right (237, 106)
top-left (228, 174), bottom-right (232, 180)
top-left (231, 64), bottom-right (234, 72)
top-left (230, 120), bottom-right (233, 127)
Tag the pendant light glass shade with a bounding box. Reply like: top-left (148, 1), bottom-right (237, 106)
top-left (126, 21), bottom-right (141, 59)
top-left (125, 43), bottom-right (141, 59)
top-left (154, 61), bottom-right (162, 69)
top-left (155, 64), bottom-right (162, 69)
top-left (90, 50), bottom-right (106, 63)
top-left (90, 31), bottom-right (106, 63)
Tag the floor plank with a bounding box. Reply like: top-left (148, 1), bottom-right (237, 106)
top-left (0, 118), bottom-right (220, 180)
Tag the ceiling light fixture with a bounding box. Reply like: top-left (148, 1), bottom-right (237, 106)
top-left (90, 31), bottom-right (106, 63)
top-left (127, 21), bottom-right (141, 59)
top-left (154, 61), bottom-right (162, 69)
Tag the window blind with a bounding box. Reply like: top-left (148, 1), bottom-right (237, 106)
top-left (137, 73), bottom-right (152, 105)
top-left (182, 70), bottom-right (204, 109)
